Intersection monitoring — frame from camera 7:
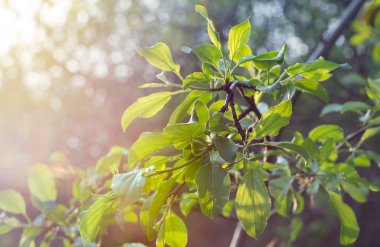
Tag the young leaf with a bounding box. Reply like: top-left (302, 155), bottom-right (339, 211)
top-left (182, 72), bottom-right (212, 89)
top-left (228, 19), bottom-right (251, 60)
top-left (192, 44), bottom-right (223, 68)
top-left (156, 213), bottom-right (187, 247)
top-left (293, 78), bottom-right (328, 102)
top-left (214, 136), bottom-right (239, 163)
top-left (122, 92), bottom-right (180, 132)
top-left (309, 125), bottom-right (344, 142)
top-left (328, 191), bottom-right (359, 245)
top-left (128, 132), bottom-right (173, 167)
top-left (111, 169), bottom-right (146, 207)
top-left (195, 5), bottom-right (221, 49)
top-left (290, 217), bottom-right (303, 242)
top-left (28, 164), bottom-right (57, 203)
top-left (358, 126), bottom-right (380, 147)
top-left (0, 190), bottom-right (26, 215)
top-left (195, 164), bottom-right (231, 218)
top-left (253, 44), bottom-right (288, 70)
top-left (252, 100), bottom-right (292, 140)
top-left (140, 178), bottom-right (176, 241)
top-left (236, 169), bottom-right (271, 238)
top-left (138, 42), bottom-right (180, 73)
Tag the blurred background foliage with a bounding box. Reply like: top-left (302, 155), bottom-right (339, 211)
top-left (0, 0), bottom-right (379, 246)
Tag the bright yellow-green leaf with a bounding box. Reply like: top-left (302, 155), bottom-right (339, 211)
top-left (128, 132), bottom-right (173, 167)
top-left (80, 194), bottom-right (118, 244)
top-left (236, 170), bottom-right (271, 238)
top-left (156, 213), bottom-right (187, 247)
top-left (138, 42), bottom-right (180, 73)
top-left (195, 5), bottom-right (221, 49)
top-left (328, 191), bottom-right (359, 245)
top-left (28, 164), bottom-right (57, 203)
top-left (373, 42), bottom-right (380, 62)
top-left (121, 91), bottom-right (179, 132)
top-left (228, 19), bottom-right (251, 60)
top-left (0, 217), bottom-right (20, 235)
top-left (253, 100), bottom-right (292, 139)
top-left (195, 164), bottom-right (230, 218)
top-left (0, 189), bottom-right (26, 215)
top-left (140, 178), bottom-right (176, 241)
top-left (293, 78), bottom-right (328, 102)
top-left (358, 126), bottom-right (380, 147)
top-left (287, 58), bottom-right (340, 77)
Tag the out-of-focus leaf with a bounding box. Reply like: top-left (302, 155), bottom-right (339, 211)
top-left (111, 169), bottom-right (146, 207)
top-left (0, 190), bottom-right (26, 215)
top-left (341, 101), bottom-right (370, 114)
top-left (28, 164), bottom-right (57, 203)
top-left (309, 125), bottom-right (344, 142)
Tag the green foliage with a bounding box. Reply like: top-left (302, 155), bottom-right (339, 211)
top-left (0, 4), bottom-right (379, 247)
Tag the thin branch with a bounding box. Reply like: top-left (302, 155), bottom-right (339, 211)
top-left (336, 123), bottom-right (380, 150)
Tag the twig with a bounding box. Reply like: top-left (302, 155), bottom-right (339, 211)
top-left (336, 123), bottom-right (380, 150)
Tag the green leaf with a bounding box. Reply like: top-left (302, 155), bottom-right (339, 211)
top-left (373, 42), bottom-right (380, 62)
top-left (214, 136), bottom-right (239, 163)
top-left (0, 217), bottom-right (21, 235)
top-left (179, 193), bottom-right (198, 217)
top-left (293, 78), bottom-right (328, 102)
top-left (193, 101), bottom-right (210, 125)
top-left (290, 217), bottom-right (303, 242)
top-left (328, 191), bottom-right (359, 245)
top-left (128, 132), bottom-right (173, 167)
top-left (309, 125), bottom-right (344, 142)
top-left (96, 146), bottom-right (126, 176)
top-left (0, 190), bottom-right (26, 215)
top-left (111, 169), bottom-right (146, 207)
top-left (169, 91), bottom-right (211, 124)
top-left (183, 72), bottom-right (212, 89)
top-left (138, 42), bottom-right (180, 73)
top-left (140, 178), bottom-right (176, 241)
top-left (252, 100), bottom-right (292, 140)
top-left (287, 58), bottom-right (340, 77)
top-left (341, 180), bottom-right (368, 203)
top-left (265, 141), bottom-right (310, 162)
top-left (195, 5), bottom-right (221, 49)
top-left (268, 176), bottom-right (294, 201)
top-left (228, 19), bottom-right (251, 60)
top-left (236, 169), bottom-right (271, 238)
top-left (156, 213), bottom-right (187, 247)
top-left (253, 44), bottom-right (288, 70)
top-left (320, 104), bottom-right (342, 116)
top-left (358, 127), bottom-right (380, 147)
top-left (121, 92), bottom-right (179, 132)
top-left (164, 123), bottom-right (205, 149)
top-left (195, 164), bottom-right (231, 217)
top-left (192, 44), bottom-right (223, 68)
top-left (28, 164), bottom-right (57, 203)
top-left (80, 194), bottom-right (118, 244)
top-left (341, 101), bottom-right (371, 114)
